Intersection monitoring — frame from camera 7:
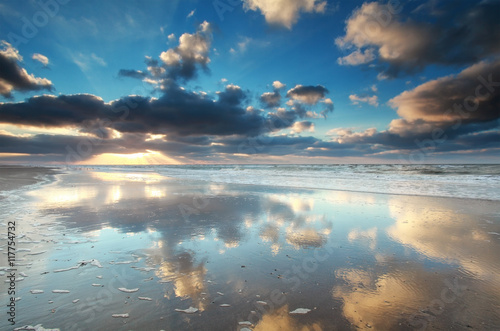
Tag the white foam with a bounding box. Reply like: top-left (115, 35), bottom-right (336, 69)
top-left (112, 313), bottom-right (129, 318)
top-left (14, 324), bottom-right (60, 331)
top-left (53, 266), bottom-right (79, 273)
top-left (175, 307), bottom-right (199, 314)
top-left (154, 164), bottom-right (500, 201)
top-left (52, 290), bottom-right (70, 293)
top-left (118, 287), bottom-right (139, 293)
top-left (289, 308), bottom-right (311, 314)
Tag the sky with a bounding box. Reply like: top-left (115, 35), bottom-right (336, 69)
top-left (0, 0), bottom-right (499, 165)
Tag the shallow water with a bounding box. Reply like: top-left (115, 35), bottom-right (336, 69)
top-left (1, 169), bottom-right (499, 330)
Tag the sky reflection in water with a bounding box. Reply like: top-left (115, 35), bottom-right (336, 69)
top-left (5, 170), bottom-right (499, 330)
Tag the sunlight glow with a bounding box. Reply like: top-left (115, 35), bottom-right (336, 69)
top-left (79, 150), bottom-right (181, 165)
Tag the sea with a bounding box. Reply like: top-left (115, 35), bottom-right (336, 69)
top-left (64, 164), bottom-right (500, 201)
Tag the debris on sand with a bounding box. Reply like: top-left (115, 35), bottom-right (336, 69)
top-left (175, 307), bottom-right (199, 314)
top-left (111, 313), bottom-right (129, 318)
top-left (30, 290), bottom-right (44, 294)
top-left (14, 324), bottom-right (60, 331)
top-left (289, 308), bottom-right (311, 314)
top-left (118, 287), bottom-right (139, 293)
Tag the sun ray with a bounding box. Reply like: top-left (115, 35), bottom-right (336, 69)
top-left (78, 150), bottom-right (181, 165)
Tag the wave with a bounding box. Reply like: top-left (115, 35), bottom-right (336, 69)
top-left (64, 164), bottom-right (500, 201)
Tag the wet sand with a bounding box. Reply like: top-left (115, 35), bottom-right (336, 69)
top-left (0, 168), bottom-right (499, 330)
top-left (0, 166), bottom-right (59, 198)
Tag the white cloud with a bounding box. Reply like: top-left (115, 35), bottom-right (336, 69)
top-left (349, 94), bottom-right (379, 107)
top-left (71, 52), bottom-right (107, 71)
top-left (243, 0), bottom-right (327, 29)
top-left (168, 33), bottom-right (176, 42)
top-left (337, 48), bottom-right (375, 66)
top-left (272, 80), bottom-right (286, 90)
top-left (91, 53), bottom-right (106, 66)
top-left (187, 9), bottom-right (195, 18)
top-left (291, 121), bottom-right (315, 133)
top-left (160, 49), bottom-right (181, 66)
top-left (159, 21), bottom-right (212, 68)
top-left (32, 53), bottom-right (49, 66)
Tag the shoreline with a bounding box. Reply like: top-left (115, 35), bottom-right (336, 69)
top-left (0, 165), bottom-right (61, 199)
top-left (1, 164), bottom-right (499, 202)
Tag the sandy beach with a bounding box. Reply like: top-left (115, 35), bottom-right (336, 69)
top-left (0, 166), bottom-right (59, 198)
top-left (0, 167), bottom-right (499, 330)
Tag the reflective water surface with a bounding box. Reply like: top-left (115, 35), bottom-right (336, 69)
top-left (1, 169), bottom-right (499, 330)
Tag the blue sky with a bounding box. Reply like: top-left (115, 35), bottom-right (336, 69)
top-left (0, 0), bottom-right (499, 164)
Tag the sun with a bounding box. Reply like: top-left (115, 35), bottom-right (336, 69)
top-left (78, 150), bottom-right (181, 165)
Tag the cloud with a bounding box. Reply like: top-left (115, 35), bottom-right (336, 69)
top-left (272, 80), bottom-right (286, 90)
top-left (349, 94), bottom-right (379, 107)
top-left (286, 84), bottom-right (328, 104)
top-left (157, 21), bottom-right (212, 81)
top-left (118, 69), bottom-right (147, 79)
top-left (387, 59), bottom-right (500, 137)
top-left (326, 59), bottom-right (500, 157)
top-left (167, 33), bottom-right (176, 42)
top-left (336, 1), bottom-right (500, 77)
top-left (230, 37), bottom-right (270, 55)
top-left (337, 48), bottom-right (375, 65)
top-left (0, 41), bottom-right (53, 98)
top-left (32, 53), bottom-right (49, 67)
top-left (291, 120), bottom-right (314, 133)
top-left (187, 9), bottom-right (195, 18)
top-left (0, 84), bottom-right (283, 138)
top-left (260, 91), bottom-right (281, 108)
top-left (243, 0), bottom-right (327, 29)
top-left (72, 52), bottom-right (107, 71)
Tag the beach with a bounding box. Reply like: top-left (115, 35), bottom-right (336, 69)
top-left (1, 165), bottom-right (499, 330)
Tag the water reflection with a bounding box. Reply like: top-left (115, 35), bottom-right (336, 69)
top-left (252, 305), bottom-right (323, 331)
top-left (16, 170), bottom-right (500, 330)
top-left (333, 195), bottom-right (500, 330)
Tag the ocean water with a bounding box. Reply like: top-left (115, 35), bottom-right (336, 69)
top-left (68, 164), bottom-right (500, 201)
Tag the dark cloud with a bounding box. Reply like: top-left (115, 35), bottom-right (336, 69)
top-left (336, 1), bottom-right (500, 77)
top-left (0, 41), bottom-right (53, 98)
top-left (327, 59), bottom-right (500, 157)
top-left (118, 69), bottom-right (147, 79)
top-left (286, 85), bottom-right (329, 104)
top-left (260, 91), bottom-right (281, 108)
top-left (217, 84), bottom-right (247, 106)
top-left (0, 84), bottom-right (278, 137)
top-left (117, 22), bottom-right (213, 87)
top-left (388, 58), bottom-right (500, 137)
